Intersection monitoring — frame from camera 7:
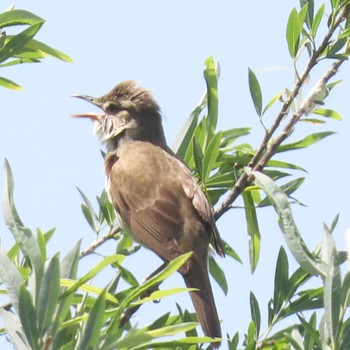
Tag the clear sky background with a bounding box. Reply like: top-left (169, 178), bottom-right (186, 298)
top-left (0, 1), bottom-right (349, 349)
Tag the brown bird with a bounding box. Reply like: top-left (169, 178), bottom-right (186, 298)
top-left (72, 80), bottom-right (225, 347)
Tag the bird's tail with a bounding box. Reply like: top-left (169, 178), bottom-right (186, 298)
top-left (183, 260), bottom-right (221, 348)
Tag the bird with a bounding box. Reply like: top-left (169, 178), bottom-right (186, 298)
top-left (72, 80), bottom-right (225, 347)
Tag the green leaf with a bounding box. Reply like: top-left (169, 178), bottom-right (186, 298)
top-left (76, 290), bottom-right (106, 350)
top-left (327, 37), bottom-right (348, 57)
top-left (61, 240), bottom-right (81, 280)
top-left (203, 131), bottom-right (222, 181)
top-left (273, 247), bottom-right (289, 313)
top-left (248, 170), bottom-right (324, 276)
top-left (0, 308), bottom-right (29, 350)
top-left (258, 177), bottom-right (305, 207)
top-left (19, 284), bottom-right (38, 350)
top-left (248, 67), bottom-right (262, 116)
top-left (37, 253), bottom-right (60, 335)
top-left (311, 4), bottom-right (325, 37)
top-left (286, 8), bottom-right (302, 58)
top-left (298, 3), bottom-right (309, 28)
top-left (262, 90), bottom-right (282, 116)
top-left (0, 22), bottom-right (43, 63)
top-left (209, 256), bottom-right (228, 295)
top-left (242, 190), bottom-right (261, 272)
top-left (60, 254), bottom-right (124, 298)
top-left (322, 225), bottom-right (341, 344)
top-left (0, 76), bottom-right (23, 90)
top-left (220, 127), bottom-right (251, 147)
top-left (25, 39), bottom-right (73, 62)
top-left (203, 56), bottom-right (219, 142)
top-left (277, 131), bottom-right (335, 152)
top-left (206, 171), bottom-right (236, 188)
top-left (77, 187), bottom-right (98, 231)
top-left (266, 159), bottom-right (307, 172)
top-left (0, 9), bottom-right (44, 27)
top-left (2, 160), bottom-right (44, 299)
top-left (250, 292), bottom-right (261, 338)
top-left (172, 94), bottom-right (204, 157)
top-left (0, 250), bottom-right (23, 314)
top-left (312, 108), bottom-right (342, 120)
top-left (192, 136), bottom-right (204, 180)
top-left (222, 240), bottom-right (242, 264)
top-left (110, 323), bottom-right (200, 349)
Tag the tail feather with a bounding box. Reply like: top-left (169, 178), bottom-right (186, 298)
top-left (183, 261), bottom-right (221, 348)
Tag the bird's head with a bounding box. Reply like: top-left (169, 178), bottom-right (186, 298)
top-left (72, 80), bottom-right (167, 151)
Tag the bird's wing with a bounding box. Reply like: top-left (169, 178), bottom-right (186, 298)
top-left (178, 160), bottom-right (225, 257)
top-left (107, 146), bottom-right (191, 269)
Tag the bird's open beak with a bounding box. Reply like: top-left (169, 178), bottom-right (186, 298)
top-left (71, 94), bottom-right (103, 121)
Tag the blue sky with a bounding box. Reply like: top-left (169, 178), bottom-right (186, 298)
top-left (0, 1), bottom-right (349, 348)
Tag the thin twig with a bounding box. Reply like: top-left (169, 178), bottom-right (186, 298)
top-left (214, 5), bottom-right (350, 221)
top-left (80, 225), bottom-right (121, 258)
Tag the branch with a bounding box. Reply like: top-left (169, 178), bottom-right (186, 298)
top-left (214, 5), bottom-right (350, 221)
top-left (80, 225), bottom-right (121, 258)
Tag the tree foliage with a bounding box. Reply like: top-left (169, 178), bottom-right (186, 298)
top-left (1, 1), bottom-right (350, 349)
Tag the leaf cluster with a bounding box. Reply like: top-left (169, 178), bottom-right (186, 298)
top-left (0, 7), bottom-right (72, 90)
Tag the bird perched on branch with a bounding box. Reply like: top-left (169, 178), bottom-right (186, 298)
top-left (72, 80), bottom-right (225, 348)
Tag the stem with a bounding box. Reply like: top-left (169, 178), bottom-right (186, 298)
top-left (214, 5), bottom-right (350, 221)
top-left (80, 225), bottom-right (121, 258)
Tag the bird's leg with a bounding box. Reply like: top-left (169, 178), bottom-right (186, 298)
top-left (119, 262), bottom-right (168, 327)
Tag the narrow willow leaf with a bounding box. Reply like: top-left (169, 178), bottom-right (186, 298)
top-left (286, 8), bottom-right (302, 58)
top-left (242, 190), bottom-right (261, 272)
top-left (206, 171), bottom-right (236, 188)
top-left (37, 254), bottom-right (60, 335)
top-left (134, 287), bottom-right (195, 305)
top-left (3, 160), bottom-right (44, 299)
top-left (109, 323), bottom-right (200, 349)
top-left (203, 56), bottom-right (219, 142)
top-left (0, 250), bottom-right (23, 314)
top-left (262, 90), bottom-right (282, 116)
top-left (25, 39), bottom-right (73, 62)
top-left (192, 136), bottom-right (204, 180)
top-left (0, 76), bottom-right (23, 90)
top-left (0, 22), bottom-right (43, 63)
top-left (0, 9), bottom-right (44, 27)
top-left (222, 240), bottom-right (242, 263)
top-left (338, 26), bottom-right (350, 40)
top-left (258, 177), bottom-right (305, 208)
top-left (266, 159), bottom-right (307, 172)
top-left (250, 292), bottom-right (261, 337)
top-left (312, 108), bottom-right (342, 120)
top-left (248, 68), bottom-right (262, 116)
top-left (172, 94), bottom-right (204, 157)
top-left (220, 127), bottom-right (251, 147)
top-left (114, 253), bottom-right (192, 321)
top-left (0, 308), bottom-right (29, 350)
top-left (61, 240), bottom-right (81, 280)
top-left (209, 256), bottom-right (228, 295)
top-left (248, 170), bottom-right (324, 276)
top-left (273, 247), bottom-right (289, 313)
top-left (322, 225), bottom-right (341, 344)
top-left (277, 131), bottom-right (335, 152)
top-left (203, 131), bottom-right (222, 181)
top-left (60, 254), bottom-right (124, 298)
top-left (301, 118), bottom-right (325, 124)
top-left (77, 187), bottom-right (98, 222)
top-left (19, 285), bottom-right (38, 350)
top-left (77, 290), bottom-right (106, 350)
top-left (327, 37), bottom-right (347, 57)
top-left (298, 3), bottom-right (309, 28)
top-left (330, 213), bottom-right (339, 233)
top-left (312, 4), bottom-right (325, 37)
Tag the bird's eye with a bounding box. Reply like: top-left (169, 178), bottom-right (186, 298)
top-left (104, 102), bottom-right (120, 115)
